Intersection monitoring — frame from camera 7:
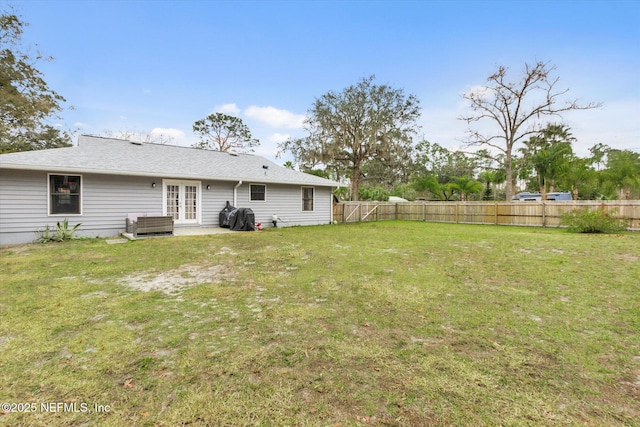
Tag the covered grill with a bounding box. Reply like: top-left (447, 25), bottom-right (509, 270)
top-left (219, 201), bottom-right (235, 228)
top-left (219, 201), bottom-right (256, 231)
top-left (229, 208), bottom-right (256, 231)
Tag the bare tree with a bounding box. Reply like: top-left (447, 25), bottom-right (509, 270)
top-left (100, 128), bottom-right (177, 145)
top-left (460, 61), bottom-right (601, 200)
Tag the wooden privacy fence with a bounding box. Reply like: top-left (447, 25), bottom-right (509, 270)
top-left (333, 201), bottom-right (640, 230)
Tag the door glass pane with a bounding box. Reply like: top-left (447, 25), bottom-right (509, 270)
top-left (166, 185), bottom-right (179, 219)
top-left (184, 185), bottom-right (197, 220)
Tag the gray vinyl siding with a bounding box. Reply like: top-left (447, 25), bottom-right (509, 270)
top-left (79, 173), bottom-right (163, 235)
top-left (236, 183), bottom-right (332, 227)
top-left (0, 169), bottom-right (165, 244)
top-left (200, 181), bottom-right (235, 226)
top-left (0, 169), bottom-right (49, 241)
top-left (0, 169), bottom-right (334, 245)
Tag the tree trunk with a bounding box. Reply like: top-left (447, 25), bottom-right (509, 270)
top-left (351, 165), bottom-right (361, 201)
top-left (505, 151), bottom-right (514, 201)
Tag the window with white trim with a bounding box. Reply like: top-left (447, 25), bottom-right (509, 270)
top-left (250, 184), bottom-right (266, 201)
top-left (49, 174), bottom-right (82, 215)
top-left (302, 186), bottom-right (314, 211)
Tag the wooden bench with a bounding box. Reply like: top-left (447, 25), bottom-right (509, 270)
top-left (126, 214), bottom-right (174, 236)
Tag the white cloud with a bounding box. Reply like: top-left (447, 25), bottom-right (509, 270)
top-left (74, 122), bottom-right (90, 129)
top-left (150, 128), bottom-right (185, 141)
top-left (267, 133), bottom-right (291, 143)
top-left (253, 145), bottom-right (279, 158)
top-left (244, 105), bottom-right (305, 129)
top-left (214, 103), bottom-right (241, 115)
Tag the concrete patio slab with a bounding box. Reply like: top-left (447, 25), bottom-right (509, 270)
top-left (173, 227), bottom-right (236, 236)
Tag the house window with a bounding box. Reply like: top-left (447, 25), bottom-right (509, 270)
top-left (49, 174), bottom-right (82, 215)
top-left (250, 184), bottom-right (266, 201)
top-left (302, 187), bottom-right (314, 211)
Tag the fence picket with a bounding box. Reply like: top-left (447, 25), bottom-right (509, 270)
top-left (333, 201), bottom-right (640, 230)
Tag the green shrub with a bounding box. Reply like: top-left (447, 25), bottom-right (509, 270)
top-left (35, 219), bottom-right (81, 243)
top-left (560, 207), bottom-right (627, 233)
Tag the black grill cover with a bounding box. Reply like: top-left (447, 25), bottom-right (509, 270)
top-left (229, 208), bottom-right (256, 231)
top-left (219, 201), bottom-right (236, 228)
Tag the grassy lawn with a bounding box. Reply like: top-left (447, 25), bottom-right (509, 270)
top-left (1, 221), bottom-right (639, 426)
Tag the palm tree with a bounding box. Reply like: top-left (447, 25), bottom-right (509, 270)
top-left (523, 124), bottom-right (575, 200)
top-left (479, 171), bottom-right (496, 200)
top-left (478, 169), bottom-right (506, 200)
top-left (452, 176), bottom-right (484, 201)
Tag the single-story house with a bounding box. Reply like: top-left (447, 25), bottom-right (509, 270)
top-left (0, 135), bottom-right (341, 245)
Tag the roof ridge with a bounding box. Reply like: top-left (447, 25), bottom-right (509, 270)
top-left (79, 134), bottom-right (257, 157)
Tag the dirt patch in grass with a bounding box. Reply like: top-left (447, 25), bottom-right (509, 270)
top-left (617, 253), bottom-right (639, 262)
top-left (118, 264), bottom-right (236, 295)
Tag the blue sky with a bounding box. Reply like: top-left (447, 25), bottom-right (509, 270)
top-left (12, 0), bottom-right (640, 164)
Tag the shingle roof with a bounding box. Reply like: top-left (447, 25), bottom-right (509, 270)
top-left (0, 135), bottom-right (341, 187)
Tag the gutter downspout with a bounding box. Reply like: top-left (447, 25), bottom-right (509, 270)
top-left (233, 180), bottom-right (242, 206)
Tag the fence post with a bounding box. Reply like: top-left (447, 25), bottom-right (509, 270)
top-left (495, 201), bottom-right (498, 225)
top-left (542, 202), bottom-right (546, 227)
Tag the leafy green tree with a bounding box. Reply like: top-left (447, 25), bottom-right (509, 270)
top-left (603, 149), bottom-right (640, 200)
top-left (392, 183), bottom-right (418, 201)
top-left (460, 61), bottom-right (600, 200)
top-left (413, 140), bottom-right (452, 177)
top-left (559, 155), bottom-right (597, 200)
top-left (279, 76), bottom-right (421, 201)
top-left (412, 175), bottom-right (440, 200)
top-left (305, 169), bottom-right (331, 179)
top-left (0, 11), bottom-right (71, 153)
top-left (192, 113), bottom-right (259, 153)
top-left (412, 141), bottom-right (487, 200)
top-left (522, 124), bottom-right (575, 199)
top-left (414, 140), bottom-right (478, 183)
top-left (360, 156), bottom-right (414, 191)
top-left (358, 186), bottom-right (391, 201)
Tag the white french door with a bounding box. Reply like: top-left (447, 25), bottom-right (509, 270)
top-left (163, 180), bottom-right (201, 225)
